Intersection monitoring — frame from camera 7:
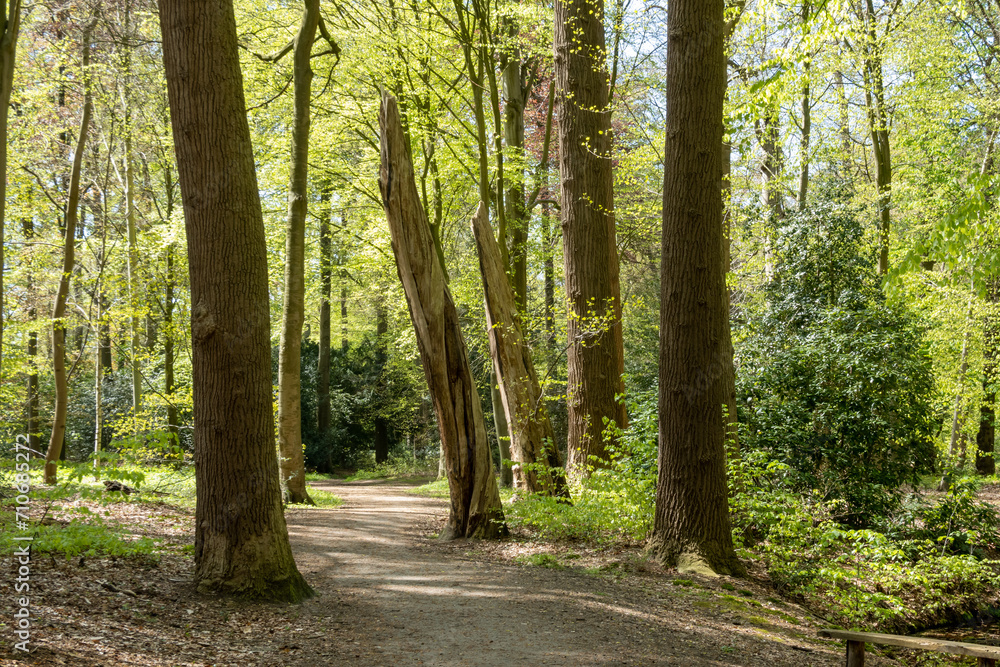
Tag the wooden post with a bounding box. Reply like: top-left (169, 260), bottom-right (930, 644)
top-left (847, 640), bottom-right (865, 666)
top-left (979, 658), bottom-right (996, 667)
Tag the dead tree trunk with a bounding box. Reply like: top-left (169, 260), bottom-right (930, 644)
top-left (378, 93), bottom-right (506, 539)
top-left (471, 203), bottom-right (569, 498)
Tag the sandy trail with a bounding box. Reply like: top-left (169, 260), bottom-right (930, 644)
top-left (284, 479), bottom-right (880, 666)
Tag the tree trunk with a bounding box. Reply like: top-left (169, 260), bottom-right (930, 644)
top-left (317, 185), bottom-right (332, 433)
top-left (23, 219), bottom-right (38, 453)
top-left (164, 166), bottom-right (178, 445)
top-left (502, 40), bottom-right (529, 310)
top-left (757, 108), bottom-right (783, 279)
top-left (978, 278), bottom-right (998, 476)
top-left (490, 374), bottom-right (513, 488)
top-left (797, 1), bottom-right (811, 210)
top-left (340, 282), bottom-right (348, 352)
top-left (647, 0), bottom-right (744, 576)
top-left (554, 0), bottom-right (627, 473)
top-left (157, 0), bottom-right (312, 601)
top-left (378, 93), bottom-right (506, 539)
top-left (0, 0), bottom-right (21, 374)
top-left (277, 0), bottom-right (320, 506)
top-left (861, 0), bottom-right (892, 275)
top-left (374, 299), bottom-right (390, 464)
top-left (117, 3), bottom-right (143, 419)
top-left (45, 21), bottom-right (93, 485)
top-left (472, 203), bottom-right (569, 498)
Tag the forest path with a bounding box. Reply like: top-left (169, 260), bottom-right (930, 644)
top-left (284, 478), bottom-right (894, 667)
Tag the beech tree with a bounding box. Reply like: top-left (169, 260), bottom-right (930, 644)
top-left (157, 0), bottom-right (311, 600)
top-left (647, 0), bottom-right (743, 576)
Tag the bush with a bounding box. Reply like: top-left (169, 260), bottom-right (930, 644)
top-left (737, 190), bottom-right (938, 524)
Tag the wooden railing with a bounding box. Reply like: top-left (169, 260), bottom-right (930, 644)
top-left (819, 629), bottom-right (1000, 666)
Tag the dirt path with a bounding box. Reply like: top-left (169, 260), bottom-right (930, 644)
top-left (284, 479), bottom-right (897, 666)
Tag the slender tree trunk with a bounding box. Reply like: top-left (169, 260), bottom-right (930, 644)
top-left (472, 203), bottom-right (569, 498)
top-left (45, 22), bottom-right (94, 485)
top-left (317, 185), bottom-right (332, 433)
top-left (554, 0), bottom-right (627, 472)
top-left (861, 0), bottom-right (892, 275)
top-left (501, 39), bottom-right (529, 310)
top-left (648, 0), bottom-right (744, 576)
top-left (490, 373), bottom-right (513, 488)
top-left (379, 93), bottom-right (506, 539)
top-left (117, 3), bottom-right (144, 419)
top-left (23, 220), bottom-right (38, 453)
top-left (340, 274), bottom-right (348, 351)
top-left (277, 0), bottom-right (320, 506)
top-left (164, 166), bottom-right (178, 445)
top-left (0, 0), bottom-right (21, 374)
top-left (798, 1), bottom-right (811, 210)
top-left (374, 299), bottom-right (390, 464)
top-left (978, 278), bottom-right (998, 476)
top-left (757, 108), bottom-right (783, 279)
top-left (158, 0), bottom-right (312, 601)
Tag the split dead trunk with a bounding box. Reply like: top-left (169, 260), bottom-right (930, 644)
top-left (471, 203), bottom-right (569, 498)
top-left (378, 93), bottom-right (506, 539)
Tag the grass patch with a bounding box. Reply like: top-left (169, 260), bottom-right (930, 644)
top-left (515, 553), bottom-right (562, 568)
top-left (305, 486), bottom-right (344, 508)
top-left (345, 457), bottom-right (437, 481)
top-left (408, 478), bottom-right (449, 498)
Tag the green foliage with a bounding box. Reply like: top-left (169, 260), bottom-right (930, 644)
top-left (886, 478), bottom-right (999, 556)
top-left (730, 453), bottom-right (1000, 632)
top-left (408, 478), bottom-right (450, 498)
top-left (515, 553), bottom-right (562, 568)
top-left (302, 486), bottom-right (344, 508)
top-left (503, 400), bottom-right (655, 543)
top-left (0, 512), bottom-right (159, 563)
top-left (737, 192), bottom-right (938, 524)
top-left (344, 455), bottom-right (437, 481)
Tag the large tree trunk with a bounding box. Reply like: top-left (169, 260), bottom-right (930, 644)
top-left (158, 0), bottom-right (312, 601)
top-left (554, 0), bottom-right (627, 473)
top-left (647, 0), bottom-right (744, 577)
top-left (45, 22), bottom-right (93, 485)
top-left (276, 0), bottom-right (320, 506)
top-left (378, 93), bottom-right (506, 539)
top-left (0, 0), bottom-right (21, 373)
top-left (472, 203), bottom-right (569, 498)
top-left (317, 185), bottom-right (332, 433)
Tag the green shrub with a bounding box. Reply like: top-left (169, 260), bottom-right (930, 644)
top-left (0, 516), bottom-right (159, 563)
top-left (345, 455), bottom-right (437, 481)
top-left (737, 192), bottom-right (937, 525)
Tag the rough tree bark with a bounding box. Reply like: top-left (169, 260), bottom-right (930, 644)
top-left (471, 203), bottom-right (569, 498)
top-left (647, 0), bottom-right (744, 576)
top-left (45, 21), bottom-right (93, 485)
top-left (157, 0), bottom-right (312, 601)
top-left (554, 0), bottom-right (627, 472)
top-left (379, 93), bottom-right (506, 539)
top-left (23, 219), bottom-right (38, 453)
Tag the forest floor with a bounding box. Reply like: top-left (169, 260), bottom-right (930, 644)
top-left (0, 477), bottom-right (948, 666)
